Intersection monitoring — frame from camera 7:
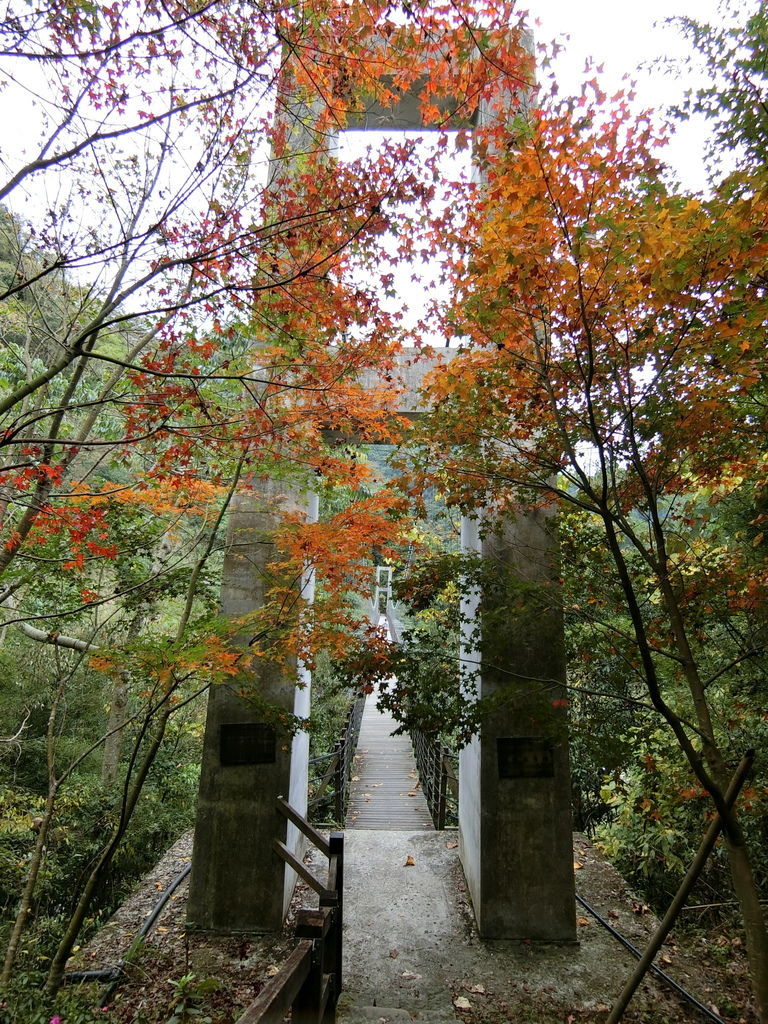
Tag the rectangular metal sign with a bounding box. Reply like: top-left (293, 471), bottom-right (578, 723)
top-left (497, 737), bottom-right (555, 779)
top-left (220, 723), bottom-right (277, 766)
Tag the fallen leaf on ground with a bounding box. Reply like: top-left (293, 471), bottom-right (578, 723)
top-left (401, 972), bottom-right (422, 980)
top-left (454, 996), bottom-right (471, 1011)
top-left (446, 841), bottom-right (458, 849)
top-left (266, 965), bottom-right (280, 977)
top-left (407, 792), bottom-right (417, 797)
top-left (573, 860), bottom-right (583, 870)
top-left (388, 949), bottom-right (399, 959)
top-left (468, 984), bottom-right (485, 994)
top-left (404, 855), bottom-right (415, 867)
top-left (576, 917), bottom-right (590, 926)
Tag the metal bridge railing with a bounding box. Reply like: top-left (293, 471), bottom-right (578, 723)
top-left (411, 729), bottom-right (459, 830)
top-left (307, 695), bottom-right (365, 823)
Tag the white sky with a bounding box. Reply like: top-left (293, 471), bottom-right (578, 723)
top-left (525, 0), bottom-right (727, 190)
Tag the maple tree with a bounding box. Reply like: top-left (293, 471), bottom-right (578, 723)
top-left (0, 0), bottom-right (529, 655)
top-left (0, 0), bottom-right (532, 997)
top-left (408, 59), bottom-right (768, 1016)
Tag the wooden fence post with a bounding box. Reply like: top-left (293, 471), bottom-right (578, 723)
top-left (328, 833), bottom-right (344, 1001)
top-left (293, 908), bottom-right (331, 1024)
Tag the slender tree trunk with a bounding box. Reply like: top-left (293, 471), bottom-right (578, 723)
top-left (602, 512), bottom-right (768, 1023)
top-left (607, 754), bottom-right (753, 1024)
top-left (45, 472), bottom-right (242, 995)
top-left (102, 536), bottom-right (172, 786)
top-left (725, 826), bottom-right (768, 1022)
top-left (1, 676), bottom-right (67, 985)
top-left (101, 671), bottom-right (129, 787)
top-left (45, 700), bottom-right (174, 995)
top-left (0, 788), bottom-right (57, 986)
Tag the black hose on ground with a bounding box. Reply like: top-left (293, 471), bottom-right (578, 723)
top-left (63, 862), bottom-right (192, 997)
top-left (575, 893), bottom-right (727, 1024)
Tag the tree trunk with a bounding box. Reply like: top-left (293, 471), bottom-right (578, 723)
top-left (46, 487), bottom-right (237, 994)
top-left (607, 754), bottom-right (753, 1024)
top-left (603, 513), bottom-right (768, 1022)
top-left (45, 700), bottom-right (174, 995)
top-left (1, 674), bottom-right (68, 985)
top-left (725, 824), bottom-right (768, 1023)
top-left (0, 787), bottom-right (57, 985)
top-left (101, 671), bottom-right (129, 787)
top-left (101, 569), bottom-right (164, 786)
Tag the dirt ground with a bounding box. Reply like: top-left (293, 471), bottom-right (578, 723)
top-left (64, 830), bottom-right (757, 1024)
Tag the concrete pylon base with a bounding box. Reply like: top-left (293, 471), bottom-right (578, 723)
top-left (187, 485), bottom-right (315, 933)
top-left (459, 510), bottom-right (576, 941)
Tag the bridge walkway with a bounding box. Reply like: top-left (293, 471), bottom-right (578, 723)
top-left (345, 688), bottom-right (434, 831)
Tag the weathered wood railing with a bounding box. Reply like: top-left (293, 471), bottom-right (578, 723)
top-left (236, 798), bottom-right (343, 1024)
top-left (308, 694), bottom-right (365, 822)
top-left (411, 729), bottom-right (459, 830)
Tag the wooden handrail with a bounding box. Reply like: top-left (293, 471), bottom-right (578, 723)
top-left (263, 800), bottom-right (344, 1022)
top-left (237, 905), bottom-right (339, 1024)
top-left (277, 796), bottom-right (331, 857)
top-left (237, 940), bottom-right (313, 1024)
top-left (273, 840), bottom-right (324, 895)
top-left (236, 905), bottom-right (338, 1024)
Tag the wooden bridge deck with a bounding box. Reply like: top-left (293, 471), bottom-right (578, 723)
top-left (346, 691), bottom-right (434, 830)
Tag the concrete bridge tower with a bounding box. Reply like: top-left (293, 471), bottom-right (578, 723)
top-left (187, 21), bottom-right (576, 944)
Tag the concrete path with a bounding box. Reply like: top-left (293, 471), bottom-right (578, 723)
top-left (335, 830), bottom-right (721, 1024)
top-left (346, 692), bottom-right (433, 831)
top-left (336, 671), bottom-right (713, 1023)
top-left (337, 829), bottom-right (464, 1023)
top-left (335, 681), bottom-right (715, 1022)
top-left (340, 690), bottom-right (458, 1020)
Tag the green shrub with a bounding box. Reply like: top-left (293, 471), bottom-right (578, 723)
top-left (595, 727), bottom-right (768, 913)
top-left (0, 970), bottom-right (112, 1024)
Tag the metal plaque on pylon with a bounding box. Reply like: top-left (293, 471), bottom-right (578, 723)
top-left (219, 723), bottom-right (277, 766)
top-left (496, 737), bottom-right (555, 779)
